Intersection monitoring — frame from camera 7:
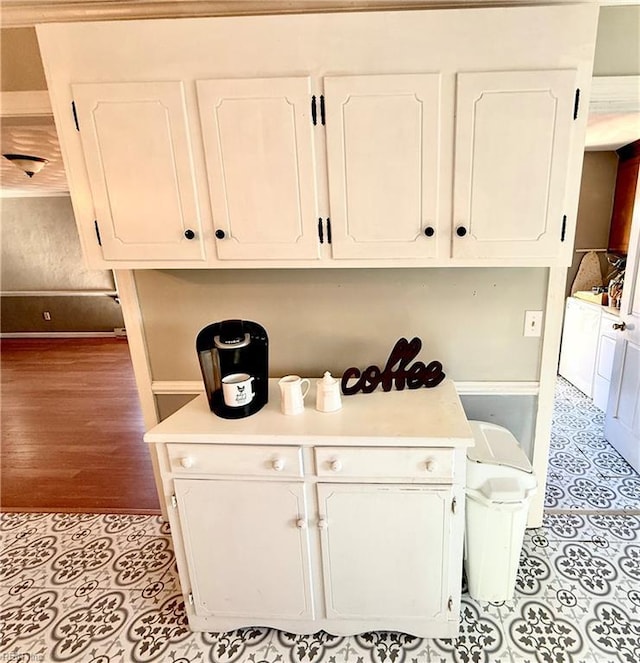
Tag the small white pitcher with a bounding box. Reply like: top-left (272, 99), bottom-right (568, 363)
top-left (278, 375), bottom-right (310, 415)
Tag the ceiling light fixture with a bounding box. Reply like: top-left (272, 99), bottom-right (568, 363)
top-left (2, 153), bottom-right (49, 178)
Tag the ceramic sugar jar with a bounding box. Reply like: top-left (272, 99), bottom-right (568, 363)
top-left (316, 371), bottom-right (342, 412)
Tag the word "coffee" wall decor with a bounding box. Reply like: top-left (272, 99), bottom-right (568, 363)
top-left (341, 337), bottom-right (445, 395)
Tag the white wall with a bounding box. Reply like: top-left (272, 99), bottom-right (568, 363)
top-left (1, 196), bottom-right (123, 332)
top-left (135, 267), bottom-right (547, 382)
top-left (594, 6), bottom-right (640, 76)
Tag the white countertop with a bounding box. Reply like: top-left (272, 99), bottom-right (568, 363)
top-left (145, 378), bottom-right (474, 448)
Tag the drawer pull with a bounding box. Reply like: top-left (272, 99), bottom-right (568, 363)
top-left (296, 519), bottom-right (307, 529)
top-left (330, 459), bottom-right (342, 472)
top-left (318, 518), bottom-right (328, 529)
top-left (180, 457), bottom-right (195, 469)
top-left (424, 459), bottom-right (438, 472)
top-left (272, 458), bottom-right (286, 472)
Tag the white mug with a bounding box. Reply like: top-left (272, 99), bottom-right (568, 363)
top-left (221, 373), bottom-right (255, 408)
top-left (278, 375), bottom-right (310, 415)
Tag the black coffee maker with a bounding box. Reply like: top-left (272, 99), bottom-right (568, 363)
top-left (196, 319), bottom-right (268, 419)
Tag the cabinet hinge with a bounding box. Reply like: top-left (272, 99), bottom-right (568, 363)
top-left (573, 88), bottom-right (580, 120)
top-left (448, 596), bottom-right (453, 612)
top-left (318, 218), bottom-right (332, 245)
top-left (94, 220), bottom-right (102, 246)
top-left (311, 95), bottom-right (326, 126)
top-left (170, 494), bottom-right (177, 508)
top-left (451, 497), bottom-right (457, 514)
top-left (188, 592), bottom-right (194, 605)
top-left (71, 101), bottom-right (80, 131)
top-left (561, 215), bottom-right (567, 242)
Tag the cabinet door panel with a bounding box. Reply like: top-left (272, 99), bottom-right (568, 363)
top-left (317, 483), bottom-right (452, 620)
top-left (198, 77), bottom-right (320, 260)
top-left (453, 70), bottom-right (576, 259)
top-left (175, 479), bottom-right (314, 620)
top-left (72, 82), bottom-right (204, 261)
top-left (325, 74), bottom-right (441, 259)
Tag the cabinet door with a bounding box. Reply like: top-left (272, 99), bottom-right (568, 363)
top-left (453, 70), bottom-right (576, 259)
top-left (174, 479), bottom-right (314, 620)
top-left (558, 298), bottom-right (601, 397)
top-left (325, 74), bottom-right (441, 259)
top-left (197, 77), bottom-right (321, 260)
top-left (72, 82), bottom-right (205, 262)
top-left (317, 483), bottom-right (454, 621)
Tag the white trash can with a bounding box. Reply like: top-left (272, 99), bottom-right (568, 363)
top-left (464, 421), bottom-right (537, 602)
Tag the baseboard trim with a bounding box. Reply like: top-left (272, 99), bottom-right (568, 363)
top-left (151, 380), bottom-right (540, 396)
top-left (1, 332), bottom-right (122, 339)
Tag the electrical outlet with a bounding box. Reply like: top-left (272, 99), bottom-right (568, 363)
top-left (524, 310), bottom-right (543, 337)
top-left (43, 311), bottom-right (51, 321)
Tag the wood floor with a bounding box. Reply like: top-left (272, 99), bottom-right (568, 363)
top-left (1, 338), bottom-right (160, 514)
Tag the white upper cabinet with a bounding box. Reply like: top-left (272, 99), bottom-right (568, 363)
top-left (197, 77), bottom-right (321, 261)
top-left (37, 4), bottom-right (598, 268)
top-left (452, 70), bottom-right (577, 260)
top-left (71, 82), bottom-right (205, 262)
top-left (325, 74), bottom-right (441, 259)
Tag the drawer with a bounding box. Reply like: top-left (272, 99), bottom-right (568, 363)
top-left (166, 444), bottom-right (303, 478)
top-left (314, 447), bottom-right (454, 481)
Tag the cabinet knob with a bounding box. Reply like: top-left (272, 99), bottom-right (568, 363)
top-left (296, 518), bottom-right (306, 529)
top-left (318, 518), bottom-right (328, 529)
top-left (180, 456), bottom-right (195, 468)
top-left (613, 321), bottom-right (627, 331)
top-left (456, 226), bottom-right (467, 237)
top-left (272, 458), bottom-right (285, 472)
top-left (215, 229), bottom-right (226, 240)
top-left (184, 229), bottom-right (195, 240)
top-left (330, 459), bottom-right (342, 472)
top-left (424, 459), bottom-right (437, 473)
top-left (424, 226), bottom-right (435, 237)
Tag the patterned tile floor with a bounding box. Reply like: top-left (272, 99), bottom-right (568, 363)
top-left (1, 377), bottom-right (639, 663)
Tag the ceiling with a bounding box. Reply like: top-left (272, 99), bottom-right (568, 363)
top-left (584, 112), bottom-right (640, 151)
top-left (1, 116), bottom-right (68, 196)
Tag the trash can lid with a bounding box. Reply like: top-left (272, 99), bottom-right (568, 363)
top-left (478, 476), bottom-right (531, 503)
top-left (467, 420), bottom-right (533, 473)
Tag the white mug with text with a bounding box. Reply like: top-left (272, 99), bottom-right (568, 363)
top-left (222, 373), bottom-right (255, 408)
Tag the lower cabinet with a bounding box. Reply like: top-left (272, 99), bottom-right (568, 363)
top-left (317, 483), bottom-right (454, 622)
top-left (173, 478), bottom-right (457, 632)
top-left (166, 447), bottom-right (464, 637)
top-left (147, 383), bottom-right (472, 637)
top-left (174, 479), bottom-right (315, 620)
